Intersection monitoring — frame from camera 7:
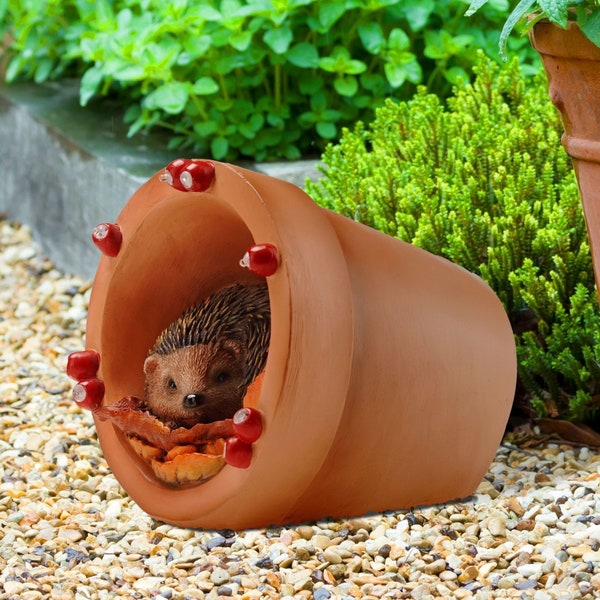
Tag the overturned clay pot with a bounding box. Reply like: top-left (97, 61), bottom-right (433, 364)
top-left (82, 160), bottom-right (517, 529)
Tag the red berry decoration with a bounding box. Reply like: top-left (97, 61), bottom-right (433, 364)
top-left (66, 350), bottom-right (101, 381)
top-left (180, 160), bottom-right (215, 192)
top-left (233, 407), bottom-right (263, 444)
top-left (73, 378), bottom-right (105, 411)
top-left (223, 436), bottom-right (253, 469)
top-left (159, 158), bottom-right (187, 188)
top-left (92, 223), bottom-right (122, 257)
top-left (159, 159), bottom-right (215, 192)
top-left (239, 243), bottom-right (279, 276)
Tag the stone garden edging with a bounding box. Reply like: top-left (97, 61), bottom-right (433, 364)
top-left (0, 80), bottom-right (320, 280)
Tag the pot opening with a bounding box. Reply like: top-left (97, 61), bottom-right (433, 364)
top-left (97, 194), bottom-right (271, 487)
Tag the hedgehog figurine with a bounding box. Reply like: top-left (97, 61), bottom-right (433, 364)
top-left (143, 283), bottom-right (270, 429)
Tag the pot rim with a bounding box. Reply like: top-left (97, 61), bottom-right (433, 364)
top-left (530, 20), bottom-right (600, 60)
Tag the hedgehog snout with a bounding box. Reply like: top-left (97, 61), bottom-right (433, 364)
top-left (183, 393), bottom-right (205, 409)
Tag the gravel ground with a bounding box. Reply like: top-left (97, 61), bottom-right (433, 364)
top-left (1, 219), bottom-right (600, 600)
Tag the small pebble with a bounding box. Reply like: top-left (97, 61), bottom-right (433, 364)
top-left (487, 516), bottom-right (506, 537)
top-left (424, 559), bottom-right (446, 575)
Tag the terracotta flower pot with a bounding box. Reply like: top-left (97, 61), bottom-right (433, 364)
top-left (530, 21), bottom-right (600, 289)
top-left (82, 160), bottom-right (516, 529)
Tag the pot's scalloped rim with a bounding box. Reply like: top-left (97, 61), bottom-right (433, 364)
top-left (530, 20), bottom-right (600, 60)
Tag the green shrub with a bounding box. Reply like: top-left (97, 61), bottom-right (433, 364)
top-left (306, 54), bottom-right (600, 422)
top-left (1, 0), bottom-right (540, 161)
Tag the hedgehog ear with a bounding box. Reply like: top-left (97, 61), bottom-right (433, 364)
top-left (220, 339), bottom-right (246, 359)
top-left (144, 355), bottom-right (159, 375)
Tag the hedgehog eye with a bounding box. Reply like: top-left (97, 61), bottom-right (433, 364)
top-left (215, 371), bottom-right (230, 384)
top-left (167, 378), bottom-right (177, 391)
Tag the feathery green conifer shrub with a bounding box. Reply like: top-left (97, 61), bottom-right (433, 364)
top-left (306, 54), bottom-right (600, 423)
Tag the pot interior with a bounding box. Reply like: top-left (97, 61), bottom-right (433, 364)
top-left (100, 194), bottom-right (266, 407)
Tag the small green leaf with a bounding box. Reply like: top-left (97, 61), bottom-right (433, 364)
top-left (263, 27), bottom-right (293, 54)
top-left (194, 120), bottom-right (219, 137)
top-left (317, 3), bottom-right (346, 30)
top-left (124, 104), bottom-right (141, 124)
top-left (538, 0), bottom-right (570, 28)
top-left (310, 91), bottom-right (327, 112)
top-left (384, 63), bottom-right (407, 88)
top-left (182, 35), bottom-right (212, 59)
top-left (358, 22), bottom-right (385, 54)
top-left (387, 28), bottom-right (410, 52)
top-left (112, 64), bottom-right (147, 82)
top-left (402, 0), bottom-right (435, 32)
top-left (34, 57), bottom-right (53, 83)
top-left (361, 73), bottom-right (387, 94)
top-left (403, 60), bottom-right (423, 85)
top-left (319, 47), bottom-right (366, 75)
top-left (577, 5), bottom-right (600, 46)
top-left (221, 0), bottom-right (243, 16)
top-left (211, 136), bottom-right (229, 159)
top-left (498, 0), bottom-right (537, 58)
top-left (116, 8), bottom-right (133, 30)
top-left (192, 76), bottom-right (219, 95)
top-left (346, 59), bottom-right (367, 75)
top-left (80, 66), bottom-right (104, 106)
top-left (424, 31), bottom-right (473, 60)
top-left (424, 30), bottom-right (447, 60)
top-left (287, 42), bottom-right (319, 68)
top-left (284, 144), bottom-right (301, 160)
top-left (334, 75), bottom-right (359, 97)
top-left (193, 4), bottom-right (222, 21)
top-left (5, 57), bottom-right (22, 83)
top-left (267, 112), bottom-right (284, 127)
top-left (318, 57), bottom-right (338, 72)
top-left (316, 121), bottom-right (337, 138)
top-left (464, 0), bottom-right (490, 17)
top-left (229, 30), bottom-right (253, 51)
top-left (127, 116), bottom-right (147, 138)
top-left (95, 0), bottom-right (114, 26)
top-left (143, 82), bottom-right (190, 114)
top-left (299, 75), bottom-right (323, 94)
top-left (443, 66), bottom-right (469, 85)
top-left (239, 113), bottom-right (264, 138)
top-left (298, 111), bottom-right (317, 127)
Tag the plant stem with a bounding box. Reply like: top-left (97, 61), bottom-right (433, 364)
top-left (274, 61), bottom-right (281, 110)
top-left (219, 73), bottom-right (230, 102)
top-left (189, 93), bottom-right (209, 120)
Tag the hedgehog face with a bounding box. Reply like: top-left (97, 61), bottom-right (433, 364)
top-left (143, 341), bottom-right (247, 428)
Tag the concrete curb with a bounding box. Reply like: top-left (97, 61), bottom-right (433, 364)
top-left (0, 81), bottom-right (321, 279)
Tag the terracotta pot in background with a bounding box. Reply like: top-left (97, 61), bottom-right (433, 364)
top-left (530, 21), bottom-right (600, 290)
top-left (84, 161), bottom-right (516, 529)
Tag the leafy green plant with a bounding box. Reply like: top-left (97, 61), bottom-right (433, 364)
top-left (306, 54), bottom-right (600, 422)
top-left (0, 0), bottom-right (541, 161)
top-left (466, 0), bottom-right (600, 55)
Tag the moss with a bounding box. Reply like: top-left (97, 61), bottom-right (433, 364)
top-left (307, 53), bottom-right (600, 422)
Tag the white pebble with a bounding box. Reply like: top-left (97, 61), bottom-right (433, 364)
top-left (536, 512), bottom-right (558, 526)
top-left (210, 567), bottom-right (230, 584)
